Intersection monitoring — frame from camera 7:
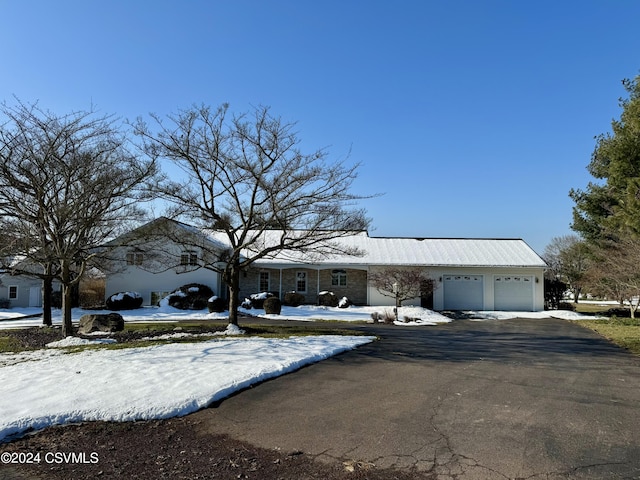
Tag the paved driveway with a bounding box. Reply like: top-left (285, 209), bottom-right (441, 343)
top-left (192, 318), bottom-right (640, 479)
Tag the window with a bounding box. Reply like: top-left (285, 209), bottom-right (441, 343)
top-left (8, 285), bottom-right (18, 300)
top-left (331, 269), bottom-right (347, 287)
top-left (180, 251), bottom-right (198, 266)
top-left (259, 272), bottom-right (270, 292)
top-left (126, 252), bottom-right (144, 266)
top-left (296, 271), bottom-right (307, 292)
top-left (151, 291), bottom-right (171, 306)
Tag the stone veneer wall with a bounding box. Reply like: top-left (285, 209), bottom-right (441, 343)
top-left (238, 267), bottom-right (368, 305)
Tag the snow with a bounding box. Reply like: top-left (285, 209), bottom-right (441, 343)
top-left (0, 303), bottom-right (603, 330)
top-left (46, 337), bottom-right (118, 348)
top-left (0, 302), bottom-right (604, 441)
top-left (0, 334), bottom-right (374, 442)
top-left (109, 291), bottom-right (141, 302)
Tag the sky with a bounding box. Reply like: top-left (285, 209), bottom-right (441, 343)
top-left (1, 1), bottom-right (640, 254)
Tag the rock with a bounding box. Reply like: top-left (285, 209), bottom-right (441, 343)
top-left (78, 313), bottom-right (124, 334)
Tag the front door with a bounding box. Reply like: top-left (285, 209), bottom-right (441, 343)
top-left (29, 286), bottom-right (42, 307)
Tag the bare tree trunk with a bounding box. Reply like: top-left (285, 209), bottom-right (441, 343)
top-left (42, 272), bottom-right (53, 327)
top-left (61, 260), bottom-right (74, 337)
top-left (227, 261), bottom-right (241, 326)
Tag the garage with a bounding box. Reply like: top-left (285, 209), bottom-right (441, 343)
top-left (443, 275), bottom-right (484, 310)
top-left (494, 275), bottom-right (534, 311)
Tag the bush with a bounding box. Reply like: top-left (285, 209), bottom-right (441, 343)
top-left (106, 291), bottom-right (143, 311)
top-left (52, 290), bottom-right (62, 309)
top-left (263, 297), bottom-right (282, 314)
top-left (557, 302), bottom-right (576, 312)
top-left (247, 292), bottom-right (276, 309)
top-left (167, 283), bottom-right (214, 310)
top-left (0, 298), bottom-right (10, 309)
top-left (283, 291), bottom-right (305, 307)
top-left (207, 296), bottom-right (227, 313)
top-left (338, 296), bottom-right (352, 308)
top-left (317, 291), bottom-right (339, 307)
top-left (370, 310), bottom-right (396, 324)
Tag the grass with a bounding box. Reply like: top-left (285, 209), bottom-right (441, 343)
top-left (0, 321), bottom-right (372, 354)
top-left (0, 335), bottom-right (24, 352)
top-left (568, 302), bottom-right (640, 355)
top-left (576, 318), bottom-right (640, 355)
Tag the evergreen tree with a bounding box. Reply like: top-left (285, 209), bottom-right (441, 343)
top-left (570, 75), bottom-right (640, 242)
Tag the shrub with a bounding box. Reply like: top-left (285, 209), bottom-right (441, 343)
top-left (167, 283), bottom-right (214, 310)
top-left (263, 297), bottom-right (282, 314)
top-left (283, 291), bottom-right (305, 307)
top-left (248, 292), bottom-right (276, 309)
top-left (557, 302), bottom-right (576, 312)
top-left (207, 296), bottom-right (227, 313)
top-left (338, 296), bottom-right (352, 308)
top-left (52, 290), bottom-right (62, 309)
top-left (317, 291), bottom-right (339, 307)
top-left (0, 298), bottom-right (10, 309)
top-left (106, 291), bottom-right (143, 311)
top-left (370, 310), bottom-right (396, 324)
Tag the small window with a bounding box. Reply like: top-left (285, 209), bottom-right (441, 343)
top-left (126, 252), bottom-right (144, 266)
top-left (8, 285), bottom-right (18, 300)
top-left (259, 272), bottom-right (270, 292)
top-left (151, 291), bottom-right (171, 306)
top-left (331, 269), bottom-right (347, 287)
top-left (296, 271), bottom-right (307, 292)
top-left (180, 251), bottom-right (198, 266)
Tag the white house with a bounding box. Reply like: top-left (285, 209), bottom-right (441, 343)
top-left (104, 218), bottom-right (227, 306)
top-left (104, 219), bottom-right (547, 311)
top-left (0, 260), bottom-right (61, 309)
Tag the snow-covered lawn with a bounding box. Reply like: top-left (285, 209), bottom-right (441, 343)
top-left (0, 333), bottom-right (375, 442)
top-left (0, 302), bottom-right (603, 329)
top-left (0, 302), bottom-right (605, 442)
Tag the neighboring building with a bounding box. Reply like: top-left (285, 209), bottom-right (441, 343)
top-left (104, 219), bottom-right (547, 311)
top-left (0, 260), bottom-right (61, 308)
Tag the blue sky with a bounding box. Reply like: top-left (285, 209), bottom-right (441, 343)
top-left (2, 1), bottom-right (640, 254)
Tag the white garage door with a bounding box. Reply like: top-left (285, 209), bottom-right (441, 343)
top-left (443, 275), bottom-right (483, 310)
top-left (494, 276), bottom-right (533, 311)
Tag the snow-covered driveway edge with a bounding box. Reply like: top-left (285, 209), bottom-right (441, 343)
top-left (0, 335), bottom-right (375, 443)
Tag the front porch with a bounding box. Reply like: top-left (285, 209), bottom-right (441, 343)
top-left (238, 266), bottom-right (368, 305)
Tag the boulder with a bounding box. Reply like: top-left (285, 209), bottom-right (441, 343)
top-left (78, 313), bottom-right (124, 334)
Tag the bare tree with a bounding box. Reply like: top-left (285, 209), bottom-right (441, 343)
top-left (586, 233), bottom-right (640, 317)
top-left (543, 235), bottom-right (590, 303)
top-left (134, 104), bottom-right (373, 325)
top-left (368, 268), bottom-right (436, 312)
top-left (0, 101), bottom-right (156, 336)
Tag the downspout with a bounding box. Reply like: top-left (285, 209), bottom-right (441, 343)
top-left (279, 268), bottom-right (283, 299)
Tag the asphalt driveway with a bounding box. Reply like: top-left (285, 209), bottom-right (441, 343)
top-left (192, 318), bottom-right (640, 479)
